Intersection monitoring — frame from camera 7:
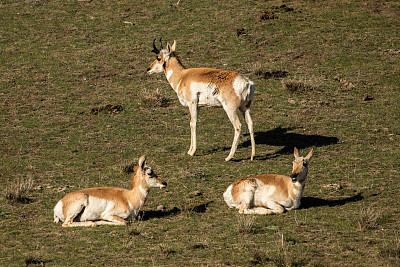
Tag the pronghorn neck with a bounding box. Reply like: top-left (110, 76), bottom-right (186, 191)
top-left (129, 167), bottom-right (139, 190)
top-left (290, 169), bottom-right (309, 200)
top-left (296, 167), bottom-right (309, 184)
top-left (164, 55), bottom-right (185, 92)
top-left (128, 168), bottom-right (150, 209)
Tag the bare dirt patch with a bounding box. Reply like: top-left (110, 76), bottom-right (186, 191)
top-left (282, 80), bottom-right (317, 92)
top-left (260, 10), bottom-right (278, 20)
top-left (255, 70), bottom-right (288, 79)
top-left (90, 104), bottom-right (123, 115)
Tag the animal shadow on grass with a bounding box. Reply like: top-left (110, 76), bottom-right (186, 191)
top-left (240, 127), bottom-right (339, 160)
top-left (138, 202), bottom-right (212, 221)
top-left (300, 193), bottom-right (364, 209)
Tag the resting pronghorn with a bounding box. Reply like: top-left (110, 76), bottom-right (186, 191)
top-left (53, 156), bottom-right (167, 227)
top-left (147, 39), bottom-right (255, 161)
top-left (223, 148), bottom-right (313, 214)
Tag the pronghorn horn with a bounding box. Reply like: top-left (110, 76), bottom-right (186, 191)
top-left (151, 38), bottom-right (160, 54)
top-left (159, 38), bottom-right (163, 50)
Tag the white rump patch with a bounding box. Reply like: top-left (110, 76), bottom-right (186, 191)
top-left (223, 185), bottom-right (235, 208)
top-left (53, 200), bottom-right (64, 222)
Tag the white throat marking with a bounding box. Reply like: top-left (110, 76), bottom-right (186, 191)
top-left (139, 185), bottom-right (148, 198)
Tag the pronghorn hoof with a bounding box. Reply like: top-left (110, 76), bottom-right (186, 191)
top-left (225, 157), bottom-right (233, 162)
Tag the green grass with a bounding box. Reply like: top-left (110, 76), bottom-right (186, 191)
top-left (1, 0), bottom-right (400, 266)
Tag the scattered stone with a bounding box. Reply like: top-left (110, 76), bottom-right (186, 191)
top-left (190, 190), bottom-right (203, 197)
top-left (342, 81), bottom-right (355, 88)
top-left (57, 185), bottom-right (74, 192)
top-left (323, 184), bottom-right (342, 190)
top-left (157, 205), bottom-right (165, 211)
top-left (334, 76), bottom-right (355, 89)
top-left (123, 21), bottom-right (135, 26)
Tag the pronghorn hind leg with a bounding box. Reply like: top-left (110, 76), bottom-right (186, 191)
top-left (240, 106), bottom-right (255, 161)
top-left (224, 107), bottom-right (241, 161)
top-left (61, 192), bottom-right (89, 227)
top-left (188, 101), bottom-right (199, 156)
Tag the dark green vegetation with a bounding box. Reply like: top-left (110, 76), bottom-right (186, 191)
top-left (1, 0), bottom-right (400, 266)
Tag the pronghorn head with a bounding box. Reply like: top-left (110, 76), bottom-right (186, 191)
top-left (290, 147), bottom-right (313, 183)
top-left (136, 155), bottom-right (167, 189)
top-left (147, 38), bottom-right (176, 74)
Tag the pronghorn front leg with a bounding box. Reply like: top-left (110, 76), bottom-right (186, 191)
top-left (94, 215), bottom-right (127, 226)
top-left (188, 100), bottom-right (199, 156)
top-left (224, 107), bottom-right (242, 161)
top-left (240, 207), bottom-right (274, 215)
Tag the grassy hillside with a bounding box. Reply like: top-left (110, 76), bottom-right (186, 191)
top-left (1, 0), bottom-right (399, 266)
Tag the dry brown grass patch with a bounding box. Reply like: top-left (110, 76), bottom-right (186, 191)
top-left (3, 176), bottom-right (34, 203)
top-left (282, 79), bottom-right (317, 93)
top-left (358, 206), bottom-right (381, 232)
top-left (140, 88), bottom-right (169, 108)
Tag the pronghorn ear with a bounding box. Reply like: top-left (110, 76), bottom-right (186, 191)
top-left (138, 155), bottom-right (146, 171)
top-left (293, 147), bottom-right (299, 158)
top-left (305, 148), bottom-right (313, 161)
top-left (170, 40), bottom-right (176, 53)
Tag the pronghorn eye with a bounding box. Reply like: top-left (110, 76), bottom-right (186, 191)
top-left (156, 57), bottom-right (161, 61)
top-left (145, 167), bottom-right (153, 176)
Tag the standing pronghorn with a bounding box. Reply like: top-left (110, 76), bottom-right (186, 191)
top-left (147, 39), bottom-right (255, 161)
top-left (53, 156), bottom-right (167, 227)
top-left (224, 148), bottom-right (313, 214)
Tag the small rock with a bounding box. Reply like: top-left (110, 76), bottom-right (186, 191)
top-left (323, 184), bottom-right (341, 190)
top-left (157, 205), bottom-right (165, 211)
top-left (190, 190), bottom-right (203, 197)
